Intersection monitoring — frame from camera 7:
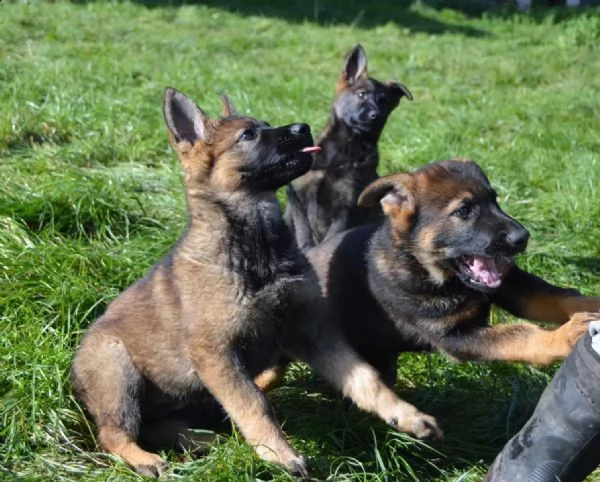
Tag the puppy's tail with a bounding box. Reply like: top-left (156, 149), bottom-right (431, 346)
top-left (284, 184), bottom-right (316, 251)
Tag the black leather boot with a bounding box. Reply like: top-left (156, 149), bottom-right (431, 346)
top-left (485, 321), bottom-right (600, 482)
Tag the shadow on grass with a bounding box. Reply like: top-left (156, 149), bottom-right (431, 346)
top-left (3, 127), bottom-right (73, 154)
top-left (563, 256), bottom-right (600, 278)
top-left (69, 0), bottom-right (491, 37)
top-left (69, 0), bottom-right (600, 36)
top-left (63, 356), bottom-right (550, 479)
top-left (265, 357), bottom-right (549, 478)
top-left (2, 195), bottom-right (158, 241)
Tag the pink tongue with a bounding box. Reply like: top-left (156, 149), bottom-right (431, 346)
top-left (469, 256), bottom-right (501, 288)
top-left (301, 146), bottom-right (321, 153)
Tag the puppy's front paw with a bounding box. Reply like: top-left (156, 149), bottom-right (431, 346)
top-left (388, 410), bottom-right (443, 441)
top-left (560, 312), bottom-right (600, 351)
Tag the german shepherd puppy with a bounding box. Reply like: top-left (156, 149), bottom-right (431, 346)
top-left (285, 44), bottom-right (413, 250)
top-left (71, 88), bottom-right (442, 478)
top-left (259, 160), bottom-right (600, 398)
top-left (306, 159), bottom-right (600, 385)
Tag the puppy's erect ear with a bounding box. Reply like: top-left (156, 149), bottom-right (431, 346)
top-left (163, 87), bottom-right (209, 147)
top-left (220, 93), bottom-right (237, 117)
top-left (358, 173), bottom-right (416, 221)
top-left (341, 44), bottom-right (368, 86)
top-left (386, 81), bottom-right (413, 105)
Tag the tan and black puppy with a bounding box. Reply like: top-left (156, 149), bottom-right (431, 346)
top-left (304, 159), bottom-right (600, 386)
top-left (285, 44), bottom-right (413, 250)
top-left (282, 160), bottom-right (600, 385)
top-left (71, 88), bottom-right (442, 479)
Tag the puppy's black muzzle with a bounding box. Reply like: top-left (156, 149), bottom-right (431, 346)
top-left (505, 225), bottom-right (529, 252)
top-left (248, 123), bottom-right (316, 191)
top-left (354, 104), bottom-right (386, 131)
top-left (275, 123), bottom-right (312, 151)
top-left (450, 207), bottom-right (530, 293)
top-left (489, 220), bottom-right (530, 257)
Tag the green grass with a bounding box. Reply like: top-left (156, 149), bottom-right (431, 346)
top-left (1, 0), bottom-right (599, 480)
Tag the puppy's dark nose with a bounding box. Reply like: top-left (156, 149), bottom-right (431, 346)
top-left (506, 227), bottom-right (529, 251)
top-left (367, 110), bottom-right (379, 120)
top-left (290, 123), bottom-right (309, 136)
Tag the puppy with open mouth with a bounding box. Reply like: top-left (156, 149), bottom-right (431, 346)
top-left (259, 159), bottom-right (600, 400)
top-left (311, 159), bottom-right (600, 385)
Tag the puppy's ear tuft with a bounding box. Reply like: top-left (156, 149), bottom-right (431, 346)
top-left (358, 174), bottom-right (415, 217)
top-left (386, 81), bottom-right (413, 102)
top-left (163, 87), bottom-right (209, 146)
top-left (342, 44), bottom-right (368, 85)
top-left (220, 93), bottom-right (237, 117)
top-left (358, 178), bottom-right (395, 207)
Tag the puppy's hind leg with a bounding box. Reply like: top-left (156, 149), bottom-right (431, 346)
top-left (71, 330), bottom-right (167, 477)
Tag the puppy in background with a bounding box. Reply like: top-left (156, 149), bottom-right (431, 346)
top-left (285, 44), bottom-right (413, 250)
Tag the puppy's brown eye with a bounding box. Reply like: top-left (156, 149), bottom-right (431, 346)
top-left (453, 205), bottom-right (471, 218)
top-left (356, 91), bottom-right (366, 99)
top-left (239, 129), bottom-right (257, 141)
